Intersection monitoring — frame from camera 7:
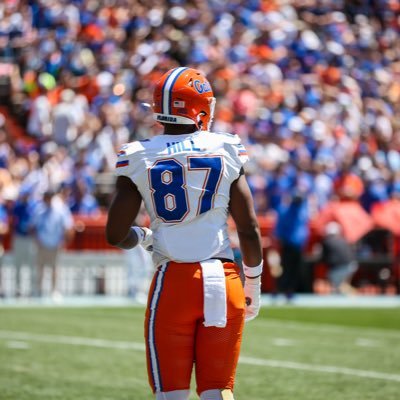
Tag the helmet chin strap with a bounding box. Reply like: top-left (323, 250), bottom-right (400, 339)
top-left (197, 97), bottom-right (216, 131)
top-left (197, 114), bottom-right (205, 130)
top-left (207, 97), bottom-right (216, 130)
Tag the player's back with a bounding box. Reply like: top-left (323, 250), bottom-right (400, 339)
top-left (116, 130), bottom-right (248, 266)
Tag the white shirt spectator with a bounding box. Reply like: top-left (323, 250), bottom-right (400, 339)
top-left (27, 94), bottom-right (51, 137)
top-left (52, 89), bottom-right (79, 145)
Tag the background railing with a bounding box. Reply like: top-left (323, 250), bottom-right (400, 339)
top-left (3, 213), bottom-right (399, 296)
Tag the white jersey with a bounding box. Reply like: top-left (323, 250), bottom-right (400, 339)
top-left (115, 130), bottom-right (249, 266)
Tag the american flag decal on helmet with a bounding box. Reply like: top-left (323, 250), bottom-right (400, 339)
top-left (173, 100), bottom-right (185, 108)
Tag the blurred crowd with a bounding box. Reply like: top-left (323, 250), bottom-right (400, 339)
top-left (0, 0), bottom-right (399, 221)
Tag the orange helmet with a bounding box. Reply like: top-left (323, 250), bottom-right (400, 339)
top-left (153, 67), bottom-right (216, 131)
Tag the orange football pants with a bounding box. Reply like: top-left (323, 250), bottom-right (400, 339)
top-left (144, 261), bottom-right (245, 396)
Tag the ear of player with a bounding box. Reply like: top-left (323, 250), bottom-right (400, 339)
top-left (153, 67), bottom-right (216, 131)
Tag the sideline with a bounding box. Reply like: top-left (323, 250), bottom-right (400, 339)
top-left (1, 294), bottom-right (400, 308)
top-left (1, 301), bottom-right (399, 339)
top-left (1, 330), bottom-right (399, 383)
top-left (261, 318), bottom-right (400, 340)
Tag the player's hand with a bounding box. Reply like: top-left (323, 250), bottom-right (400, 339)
top-left (131, 226), bottom-right (153, 251)
top-left (244, 277), bottom-right (261, 322)
top-left (243, 261), bottom-right (263, 322)
top-left (140, 227), bottom-right (153, 251)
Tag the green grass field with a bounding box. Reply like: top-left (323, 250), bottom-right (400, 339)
top-left (1, 306), bottom-right (400, 400)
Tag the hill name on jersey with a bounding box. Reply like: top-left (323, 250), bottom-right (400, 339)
top-left (167, 139), bottom-right (202, 155)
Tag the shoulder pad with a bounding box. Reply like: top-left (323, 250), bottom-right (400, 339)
top-left (214, 131), bottom-right (241, 144)
top-left (221, 133), bottom-right (248, 165)
top-left (117, 141), bottom-right (145, 157)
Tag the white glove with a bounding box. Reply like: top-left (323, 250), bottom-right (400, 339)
top-left (243, 262), bottom-right (263, 322)
top-left (132, 226), bottom-right (153, 251)
top-left (140, 227), bottom-right (153, 251)
top-left (244, 277), bottom-right (261, 322)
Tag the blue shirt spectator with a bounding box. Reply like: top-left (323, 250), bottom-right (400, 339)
top-left (275, 193), bottom-right (310, 249)
top-left (32, 192), bottom-right (73, 249)
top-left (12, 192), bottom-right (37, 236)
top-left (0, 203), bottom-right (9, 236)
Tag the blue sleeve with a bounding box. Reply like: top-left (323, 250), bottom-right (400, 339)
top-left (0, 206), bottom-right (8, 224)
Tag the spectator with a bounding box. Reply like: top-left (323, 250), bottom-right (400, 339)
top-left (52, 89), bottom-right (80, 146)
top-left (0, 197), bottom-right (9, 297)
top-left (11, 188), bottom-right (37, 297)
top-left (26, 75), bottom-right (53, 139)
top-left (31, 190), bottom-right (74, 300)
top-left (63, 180), bottom-right (100, 216)
top-left (320, 222), bottom-right (358, 295)
top-left (275, 188), bottom-right (310, 301)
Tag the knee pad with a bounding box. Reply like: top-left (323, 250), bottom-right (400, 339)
top-left (156, 389), bottom-right (190, 400)
top-left (200, 389), bottom-right (234, 400)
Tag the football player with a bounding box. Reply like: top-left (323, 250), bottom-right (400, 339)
top-left (106, 67), bottom-right (263, 400)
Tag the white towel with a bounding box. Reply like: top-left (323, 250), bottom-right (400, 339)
top-left (200, 259), bottom-right (227, 328)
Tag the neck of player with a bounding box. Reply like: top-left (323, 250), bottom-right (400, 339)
top-left (163, 123), bottom-right (199, 135)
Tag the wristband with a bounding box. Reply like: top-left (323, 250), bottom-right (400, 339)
top-left (131, 226), bottom-right (145, 244)
top-left (243, 260), bottom-right (263, 279)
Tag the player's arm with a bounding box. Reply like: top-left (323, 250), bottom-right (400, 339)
top-left (229, 173), bottom-right (262, 267)
top-left (106, 176), bottom-right (146, 250)
top-left (229, 173), bottom-right (263, 322)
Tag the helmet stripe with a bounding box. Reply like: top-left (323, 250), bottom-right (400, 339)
top-left (161, 67), bottom-right (188, 115)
